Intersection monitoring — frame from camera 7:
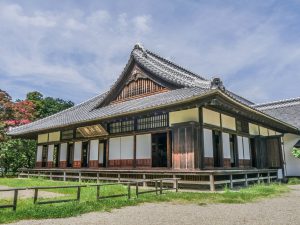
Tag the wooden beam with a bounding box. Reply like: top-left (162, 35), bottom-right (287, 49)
top-left (133, 134), bottom-right (137, 168)
top-left (106, 140), bottom-right (109, 168)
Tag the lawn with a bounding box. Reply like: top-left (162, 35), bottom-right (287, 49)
top-left (0, 178), bottom-right (290, 224)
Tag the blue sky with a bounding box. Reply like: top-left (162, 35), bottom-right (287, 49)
top-left (1, 0), bottom-right (300, 104)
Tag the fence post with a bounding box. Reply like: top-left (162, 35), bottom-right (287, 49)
top-left (127, 183), bottom-right (131, 199)
top-left (63, 171), bottom-right (66, 181)
top-left (13, 190), bottom-right (18, 211)
top-left (77, 186), bottom-right (81, 201)
top-left (175, 179), bottom-right (178, 192)
top-left (230, 174), bottom-right (233, 189)
top-left (118, 173), bottom-right (121, 183)
top-left (143, 174), bottom-right (147, 187)
top-left (97, 173), bottom-right (100, 184)
top-left (50, 172), bottom-right (53, 180)
top-left (155, 180), bottom-right (158, 194)
top-left (267, 172), bottom-right (271, 184)
top-left (173, 175), bottom-right (176, 189)
top-left (209, 174), bottom-right (215, 192)
top-left (136, 182), bottom-right (139, 198)
top-left (33, 189), bottom-right (38, 204)
top-left (160, 179), bottom-right (163, 194)
top-left (78, 172), bottom-right (82, 183)
top-left (27, 171), bottom-right (30, 179)
top-left (97, 185), bottom-right (100, 199)
top-left (257, 173), bottom-right (260, 184)
top-left (245, 173), bottom-right (248, 187)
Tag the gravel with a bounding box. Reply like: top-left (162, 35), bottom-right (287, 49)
top-left (5, 185), bottom-right (300, 225)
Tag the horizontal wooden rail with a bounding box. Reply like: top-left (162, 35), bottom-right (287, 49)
top-left (0, 188), bottom-right (26, 211)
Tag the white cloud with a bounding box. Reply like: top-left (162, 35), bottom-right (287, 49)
top-left (132, 15), bottom-right (151, 33)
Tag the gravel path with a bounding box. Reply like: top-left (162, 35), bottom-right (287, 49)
top-left (0, 186), bottom-right (65, 199)
top-left (6, 185), bottom-right (300, 225)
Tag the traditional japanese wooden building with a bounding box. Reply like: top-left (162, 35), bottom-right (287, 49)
top-left (8, 44), bottom-right (299, 178)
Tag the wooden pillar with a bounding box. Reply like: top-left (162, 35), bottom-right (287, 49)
top-left (133, 134), bottom-right (137, 168)
top-left (167, 130), bottom-right (172, 168)
top-left (106, 139), bottom-right (109, 168)
top-left (198, 107), bottom-right (204, 169)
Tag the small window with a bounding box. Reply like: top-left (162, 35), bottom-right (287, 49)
top-left (236, 120), bottom-right (249, 134)
top-left (61, 130), bottom-right (74, 140)
top-left (109, 120), bottom-right (134, 134)
top-left (137, 114), bottom-right (168, 130)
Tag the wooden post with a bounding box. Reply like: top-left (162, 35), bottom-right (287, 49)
top-left (175, 179), bottom-right (178, 192)
top-left (136, 183), bottom-right (139, 198)
top-left (267, 172), bottom-right (271, 184)
top-left (173, 175), bottom-right (177, 189)
top-left (133, 135), bottom-right (137, 168)
top-left (155, 180), bottom-right (158, 195)
top-left (63, 171), bottom-right (66, 181)
top-left (118, 173), bottom-right (121, 183)
top-left (209, 174), bottom-right (215, 192)
top-left (77, 186), bottom-right (81, 201)
top-left (143, 174), bottom-right (147, 187)
top-left (27, 171), bottom-right (29, 179)
top-left (13, 190), bottom-right (18, 211)
top-left (257, 173), bottom-right (260, 184)
top-left (229, 174), bottom-right (233, 189)
top-left (33, 189), bottom-right (38, 204)
top-left (106, 139), bottom-right (109, 168)
top-left (97, 173), bottom-right (99, 184)
top-left (167, 130), bottom-right (171, 168)
top-left (78, 172), bottom-right (82, 183)
top-left (245, 173), bottom-right (248, 187)
top-left (50, 172), bottom-right (53, 180)
top-left (160, 180), bottom-right (163, 194)
top-left (127, 183), bottom-right (131, 199)
top-left (96, 185), bottom-right (100, 199)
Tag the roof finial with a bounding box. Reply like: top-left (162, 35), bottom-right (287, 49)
top-left (211, 77), bottom-right (225, 90)
top-left (133, 42), bottom-right (147, 57)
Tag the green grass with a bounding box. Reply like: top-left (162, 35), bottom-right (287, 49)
top-left (288, 177), bottom-right (300, 185)
top-left (0, 178), bottom-right (290, 224)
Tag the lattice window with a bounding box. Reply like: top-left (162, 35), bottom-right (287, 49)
top-left (137, 114), bottom-right (168, 130)
top-left (109, 120), bottom-right (134, 134)
top-left (61, 130), bottom-right (74, 140)
top-left (236, 120), bottom-right (249, 134)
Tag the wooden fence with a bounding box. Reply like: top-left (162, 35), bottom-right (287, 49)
top-left (0, 178), bottom-right (179, 211)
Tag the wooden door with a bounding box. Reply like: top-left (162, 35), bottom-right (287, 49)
top-left (81, 141), bottom-right (89, 167)
top-left (152, 133), bottom-right (167, 167)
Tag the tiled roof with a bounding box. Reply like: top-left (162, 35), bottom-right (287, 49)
top-left (254, 97), bottom-right (300, 129)
top-left (8, 87), bottom-right (211, 135)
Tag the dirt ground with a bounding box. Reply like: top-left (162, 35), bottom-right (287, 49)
top-left (0, 185), bottom-right (65, 200)
top-left (5, 185), bottom-right (300, 225)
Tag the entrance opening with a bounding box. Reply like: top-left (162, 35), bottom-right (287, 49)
top-left (67, 143), bottom-right (74, 167)
top-left (53, 144), bottom-right (60, 168)
top-left (41, 145), bottom-right (48, 167)
top-left (81, 141), bottom-right (89, 167)
top-left (99, 140), bottom-right (106, 167)
top-left (229, 134), bottom-right (238, 167)
top-left (212, 130), bottom-right (222, 167)
top-left (152, 133), bottom-right (167, 167)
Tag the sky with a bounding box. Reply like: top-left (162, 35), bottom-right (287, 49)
top-left (1, 0), bottom-right (300, 104)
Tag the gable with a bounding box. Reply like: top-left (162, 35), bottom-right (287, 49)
top-left (112, 65), bottom-right (169, 103)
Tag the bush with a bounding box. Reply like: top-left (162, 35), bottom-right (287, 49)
top-left (292, 147), bottom-right (300, 158)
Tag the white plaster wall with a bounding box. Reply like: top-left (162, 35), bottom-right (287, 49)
top-left (237, 136), bottom-right (244, 159)
top-left (121, 136), bottom-right (134, 159)
top-left (74, 142), bottom-right (82, 161)
top-left (99, 143), bottom-right (104, 163)
top-left (47, 144), bottom-right (54, 162)
top-left (136, 134), bottom-right (151, 159)
top-left (222, 133), bottom-right (231, 159)
top-left (283, 133), bottom-right (300, 176)
top-left (243, 137), bottom-right (250, 159)
top-left (60, 143), bottom-right (67, 161)
top-left (36, 146), bottom-right (43, 162)
top-left (109, 137), bottom-right (121, 160)
top-left (203, 129), bottom-right (213, 157)
top-left (89, 140), bottom-right (99, 160)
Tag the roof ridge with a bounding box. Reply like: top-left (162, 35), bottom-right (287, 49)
top-left (134, 45), bottom-right (208, 81)
top-left (255, 96), bottom-right (300, 108)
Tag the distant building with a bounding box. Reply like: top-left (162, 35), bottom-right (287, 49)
top-left (8, 44), bottom-right (299, 177)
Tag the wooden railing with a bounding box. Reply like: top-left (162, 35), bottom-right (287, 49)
top-left (0, 188), bottom-right (26, 211)
top-left (18, 168), bottom-right (279, 192)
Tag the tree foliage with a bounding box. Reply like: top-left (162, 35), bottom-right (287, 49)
top-left (292, 147), bottom-right (300, 159)
top-left (0, 90), bottom-right (74, 175)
